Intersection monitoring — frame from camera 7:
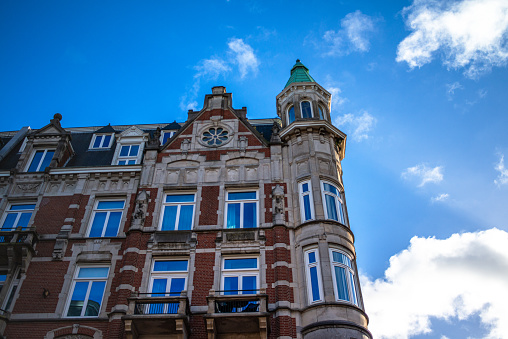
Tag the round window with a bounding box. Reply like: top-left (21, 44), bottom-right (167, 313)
top-left (202, 127), bottom-right (229, 146)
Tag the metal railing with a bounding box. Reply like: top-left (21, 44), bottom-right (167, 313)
top-left (207, 288), bottom-right (267, 315)
top-left (126, 291), bottom-right (188, 317)
top-left (0, 228), bottom-right (38, 247)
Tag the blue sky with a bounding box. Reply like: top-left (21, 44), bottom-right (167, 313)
top-left (2, 0), bottom-right (508, 338)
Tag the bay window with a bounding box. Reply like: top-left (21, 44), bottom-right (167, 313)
top-left (329, 249), bottom-right (359, 306)
top-left (304, 248), bottom-right (324, 304)
top-left (299, 180), bottom-right (314, 222)
top-left (321, 181), bottom-right (346, 224)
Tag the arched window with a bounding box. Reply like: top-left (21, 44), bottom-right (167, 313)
top-left (301, 101), bottom-right (313, 118)
top-left (329, 249), bottom-right (359, 306)
top-left (287, 106), bottom-right (295, 124)
top-left (318, 106), bottom-right (325, 119)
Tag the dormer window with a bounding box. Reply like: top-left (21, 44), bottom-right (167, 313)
top-left (287, 106), bottom-right (295, 124)
top-left (117, 145), bottom-right (139, 165)
top-left (26, 149), bottom-right (54, 172)
top-left (90, 134), bottom-right (113, 149)
top-left (161, 131), bottom-right (176, 145)
top-left (301, 101), bottom-right (313, 119)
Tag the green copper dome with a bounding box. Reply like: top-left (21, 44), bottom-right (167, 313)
top-left (284, 59), bottom-right (316, 88)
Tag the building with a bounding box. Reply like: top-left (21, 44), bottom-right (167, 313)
top-left (0, 61), bottom-right (371, 339)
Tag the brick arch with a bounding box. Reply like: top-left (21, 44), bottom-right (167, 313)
top-left (44, 324), bottom-right (102, 339)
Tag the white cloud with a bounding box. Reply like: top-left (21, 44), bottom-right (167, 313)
top-left (446, 81), bottom-right (463, 100)
top-left (335, 111), bottom-right (376, 141)
top-left (327, 86), bottom-right (347, 111)
top-left (431, 193), bottom-right (450, 202)
top-left (194, 58), bottom-right (231, 80)
top-left (228, 38), bottom-right (259, 78)
top-left (361, 228), bottom-right (508, 338)
top-left (324, 11), bottom-right (377, 56)
top-left (402, 164), bottom-right (444, 187)
top-left (396, 0), bottom-right (508, 78)
top-left (494, 154), bottom-right (508, 186)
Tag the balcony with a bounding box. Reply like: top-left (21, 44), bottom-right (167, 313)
top-left (123, 292), bottom-right (189, 339)
top-left (0, 228), bottom-right (38, 268)
top-left (0, 308), bottom-right (10, 338)
top-left (205, 289), bottom-right (270, 339)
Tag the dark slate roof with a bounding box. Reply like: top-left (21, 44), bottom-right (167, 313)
top-left (251, 121), bottom-right (279, 142)
top-left (0, 137), bottom-right (21, 170)
top-left (162, 121), bottom-right (181, 130)
top-left (94, 124), bottom-right (116, 133)
top-left (65, 132), bottom-right (117, 167)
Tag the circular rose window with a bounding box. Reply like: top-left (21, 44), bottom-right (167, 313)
top-left (202, 127), bottom-right (229, 146)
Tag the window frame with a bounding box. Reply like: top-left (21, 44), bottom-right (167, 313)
top-left (318, 105), bottom-right (325, 120)
top-left (287, 105), bottom-right (296, 125)
top-left (0, 202), bottom-right (36, 231)
top-left (300, 100), bottom-right (314, 119)
top-left (304, 248), bottom-right (324, 304)
top-left (1, 267), bottom-right (21, 312)
top-left (224, 190), bottom-right (259, 229)
top-left (299, 180), bottom-right (315, 222)
top-left (25, 149), bottom-right (55, 172)
top-left (159, 193), bottom-right (196, 231)
top-left (321, 181), bottom-right (346, 225)
top-left (116, 144), bottom-right (140, 165)
top-left (329, 248), bottom-right (359, 306)
top-left (64, 265), bottom-right (110, 318)
top-left (86, 199), bottom-right (125, 238)
top-left (150, 259), bottom-right (188, 296)
top-left (89, 134), bottom-right (114, 149)
top-left (221, 256), bottom-right (259, 295)
top-left (160, 131), bottom-right (176, 145)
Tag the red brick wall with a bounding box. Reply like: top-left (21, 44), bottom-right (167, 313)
top-left (33, 196), bottom-right (75, 234)
top-left (191, 251), bottom-right (215, 306)
top-left (199, 186), bottom-right (219, 225)
top-left (4, 321), bottom-right (109, 339)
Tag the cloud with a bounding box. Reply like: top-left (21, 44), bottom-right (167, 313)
top-left (361, 228), bottom-right (508, 338)
top-left (431, 193), bottom-right (450, 202)
top-left (194, 58), bottom-right (231, 80)
top-left (494, 154), bottom-right (508, 186)
top-left (396, 0), bottom-right (508, 78)
top-left (335, 111), bottom-right (376, 141)
top-left (323, 11), bottom-right (378, 56)
top-left (445, 81), bottom-right (463, 100)
top-left (228, 38), bottom-right (259, 78)
top-left (402, 164), bottom-right (444, 187)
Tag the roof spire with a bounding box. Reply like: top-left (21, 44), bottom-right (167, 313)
top-left (284, 59), bottom-right (315, 88)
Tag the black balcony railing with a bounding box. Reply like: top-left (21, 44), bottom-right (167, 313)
top-left (126, 292), bottom-right (188, 317)
top-left (216, 299), bottom-right (260, 313)
top-left (0, 228), bottom-right (38, 247)
top-left (207, 288), bottom-right (267, 315)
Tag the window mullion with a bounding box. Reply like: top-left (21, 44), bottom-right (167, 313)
top-left (175, 205), bottom-right (181, 230)
top-left (81, 280), bottom-right (93, 317)
top-left (102, 211), bottom-right (111, 237)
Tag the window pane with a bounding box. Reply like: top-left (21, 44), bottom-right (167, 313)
top-left (10, 204), bottom-right (36, 211)
top-left (161, 206), bottom-right (177, 231)
top-left (127, 160), bottom-right (136, 165)
top-left (162, 133), bottom-right (171, 144)
top-left (325, 194), bottom-right (338, 221)
top-left (323, 183), bottom-right (338, 195)
top-left (302, 183), bottom-right (309, 192)
top-left (226, 203), bottom-right (240, 229)
top-left (309, 266), bottom-right (321, 301)
top-left (178, 205), bottom-right (194, 230)
top-left (224, 258), bottom-right (257, 269)
top-left (301, 101), bottom-right (312, 118)
top-left (151, 278), bottom-right (167, 295)
top-left (67, 281), bottom-right (88, 316)
top-left (39, 151), bottom-right (54, 171)
top-left (303, 195), bottom-right (312, 221)
top-left (154, 260), bottom-right (188, 272)
top-left (104, 211), bottom-right (121, 236)
top-left (102, 135), bottom-right (111, 147)
top-left (166, 194), bottom-right (194, 203)
top-left (224, 277), bottom-right (238, 295)
top-left (97, 201), bottom-right (124, 209)
top-left (242, 276), bottom-right (257, 294)
top-left (93, 136), bottom-right (103, 148)
top-left (228, 192), bottom-right (256, 200)
top-left (349, 271), bottom-right (358, 305)
top-left (89, 212), bottom-right (107, 237)
top-left (129, 145), bottom-right (139, 156)
top-left (84, 281), bottom-right (106, 316)
top-left (318, 106), bottom-right (324, 119)
top-left (17, 212), bottom-right (32, 229)
top-left (288, 106), bottom-right (295, 123)
top-left (332, 251), bottom-right (351, 267)
top-left (169, 278), bottom-right (185, 296)
top-left (120, 146), bottom-right (129, 156)
top-left (1, 214), bottom-right (17, 230)
top-left (308, 251), bottom-right (316, 264)
top-left (338, 201), bottom-right (345, 224)
top-left (243, 202), bottom-right (256, 228)
top-left (118, 160), bottom-right (126, 165)
top-left (334, 266), bottom-right (350, 301)
top-left (78, 267), bottom-right (109, 278)
top-left (28, 151), bottom-right (44, 172)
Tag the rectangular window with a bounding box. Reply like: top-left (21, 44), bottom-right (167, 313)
top-left (27, 149), bottom-right (54, 172)
top-left (66, 266), bottom-right (109, 317)
top-left (161, 131), bottom-right (176, 145)
top-left (299, 180), bottom-right (315, 222)
top-left (1, 203), bottom-right (36, 231)
top-left (321, 182), bottom-right (345, 224)
top-left (160, 194), bottom-right (195, 231)
top-left (148, 260), bottom-right (188, 314)
top-left (330, 249), bottom-right (359, 306)
top-left (304, 248), bottom-right (323, 303)
top-left (221, 257), bottom-right (258, 295)
top-left (117, 145), bottom-right (140, 165)
top-left (90, 134), bottom-right (113, 149)
top-left (87, 200), bottom-right (125, 237)
top-left (225, 191), bottom-right (258, 229)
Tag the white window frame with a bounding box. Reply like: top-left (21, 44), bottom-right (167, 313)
top-left (0, 202), bottom-right (36, 231)
top-left (329, 248), bottom-right (359, 306)
top-left (86, 199), bottom-right (125, 237)
top-left (1, 267), bottom-right (21, 312)
top-left (321, 181), bottom-right (346, 225)
top-left (116, 144), bottom-right (140, 165)
top-left (89, 133), bottom-right (114, 149)
top-left (300, 100), bottom-right (314, 119)
top-left (224, 190), bottom-right (259, 229)
top-left (159, 193), bottom-right (196, 231)
top-left (287, 105), bottom-right (296, 125)
top-left (64, 266), bottom-right (109, 318)
top-left (149, 259), bottom-right (188, 296)
top-left (318, 105), bottom-right (325, 120)
top-left (18, 137), bottom-right (28, 153)
top-left (221, 256), bottom-right (259, 295)
top-left (160, 131), bottom-right (176, 145)
top-left (25, 149), bottom-right (55, 172)
top-left (299, 180), bottom-right (315, 222)
top-left (304, 248), bottom-right (324, 304)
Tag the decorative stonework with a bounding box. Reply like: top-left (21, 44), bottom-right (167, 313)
top-left (197, 124), bottom-right (233, 148)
